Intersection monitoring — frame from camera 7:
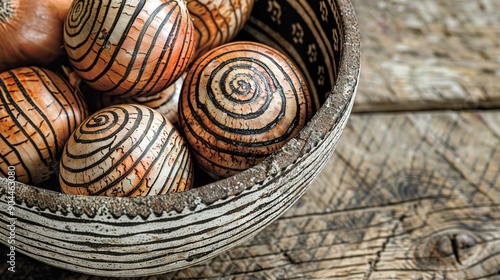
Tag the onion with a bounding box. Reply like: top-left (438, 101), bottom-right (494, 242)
top-left (0, 0), bottom-right (72, 72)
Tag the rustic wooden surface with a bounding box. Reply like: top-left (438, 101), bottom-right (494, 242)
top-left (2, 0), bottom-right (500, 279)
top-left (353, 0), bottom-right (500, 113)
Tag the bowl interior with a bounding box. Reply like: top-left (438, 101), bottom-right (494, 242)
top-left (237, 0), bottom-right (343, 110)
top-left (32, 0), bottom-right (346, 192)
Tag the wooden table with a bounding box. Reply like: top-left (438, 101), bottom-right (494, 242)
top-left (2, 0), bottom-right (499, 279)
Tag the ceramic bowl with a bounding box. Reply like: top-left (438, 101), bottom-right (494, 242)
top-left (0, 0), bottom-right (360, 276)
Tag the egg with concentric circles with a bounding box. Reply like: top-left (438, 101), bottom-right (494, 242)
top-left (59, 104), bottom-right (193, 197)
top-left (179, 41), bottom-right (313, 179)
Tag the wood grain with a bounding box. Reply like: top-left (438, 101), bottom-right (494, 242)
top-left (161, 111), bottom-right (500, 279)
top-left (352, 0), bottom-right (500, 112)
top-left (2, 0), bottom-right (499, 278)
top-left (2, 111), bottom-right (499, 279)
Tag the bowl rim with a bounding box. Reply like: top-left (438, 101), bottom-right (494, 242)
top-left (1, 0), bottom-right (361, 219)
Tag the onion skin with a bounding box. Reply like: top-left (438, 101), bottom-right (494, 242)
top-left (0, 67), bottom-right (88, 185)
top-left (0, 0), bottom-right (72, 72)
top-left (187, 0), bottom-right (254, 59)
top-left (59, 104), bottom-right (193, 197)
top-left (63, 0), bottom-right (196, 98)
top-left (179, 41), bottom-right (313, 179)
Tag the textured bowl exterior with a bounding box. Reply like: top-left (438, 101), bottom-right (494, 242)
top-left (0, 0), bottom-right (361, 277)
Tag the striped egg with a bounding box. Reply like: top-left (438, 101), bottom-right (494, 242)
top-left (187, 0), bottom-right (255, 59)
top-left (59, 104), bottom-right (193, 197)
top-left (86, 72), bottom-right (186, 126)
top-left (179, 41), bottom-right (313, 179)
top-left (63, 0), bottom-right (195, 98)
top-left (0, 67), bottom-right (88, 185)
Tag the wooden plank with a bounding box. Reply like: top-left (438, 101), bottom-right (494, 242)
top-left (352, 0), bottom-right (500, 112)
top-left (2, 111), bottom-right (499, 279)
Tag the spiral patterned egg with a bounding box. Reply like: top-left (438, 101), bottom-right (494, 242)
top-left (187, 0), bottom-right (255, 59)
top-left (0, 67), bottom-right (88, 185)
top-left (63, 0), bottom-right (195, 98)
top-left (179, 41), bottom-right (313, 179)
top-left (59, 104), bottom-right (193, 197)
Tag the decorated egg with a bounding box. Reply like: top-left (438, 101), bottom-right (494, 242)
top-left (86, 73), bottom-right (186, 126)
top-left (187, 0), bottom-right (255, 59)
top-left (179, 41), bottom-right (313, 179)
top-left (0, 67), bottom-right (88, 185)
top-left (63, 0), bottom-right (195, 97)
top-left (59, 104), bottom-right (193, 197)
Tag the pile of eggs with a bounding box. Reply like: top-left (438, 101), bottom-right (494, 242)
top-left (0, 0), bottom-right (313, 197)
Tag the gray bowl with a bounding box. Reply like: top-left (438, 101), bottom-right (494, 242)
top-left (0, 0), bottom-right (361, 277)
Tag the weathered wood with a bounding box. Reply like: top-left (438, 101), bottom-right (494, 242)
top-left (352, 0), bottom-right (500, 112)
top-left (164, 111), bottom-right (500, 279)
top-left (2, 111), bottom-right (499, 279)
top-left (2, 0), bottom-right (500, 278)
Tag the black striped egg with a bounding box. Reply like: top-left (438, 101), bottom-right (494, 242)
top-left (187, 0), bottom-right (255, 59)
top-left (85, 73), bottom-right (186, 126)
top-left (59, 104), bottom-right (193, 197)
top-left (63, 0), bottom-right (195, 98)
top-left (0, 67), bottom-right (88, 185)
top-left (179, 41), bottom-right (313, 179)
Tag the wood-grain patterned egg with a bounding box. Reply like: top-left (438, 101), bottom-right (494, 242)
top-left (63, 0), bottom-right (195, 98)
top-left (179, 41), bottom-right (313, 179)
top-left (87, 73), bottom-right (186, 126)
top-left (59, 104), bottom-right (193, 197)
top-left (187, 0), bottom-right (255, 59)
top-left (0, 67), bottom-right (88, 185)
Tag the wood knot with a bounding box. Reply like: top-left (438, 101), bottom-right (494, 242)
top-left (414, 230), bottom-right (483, 270)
